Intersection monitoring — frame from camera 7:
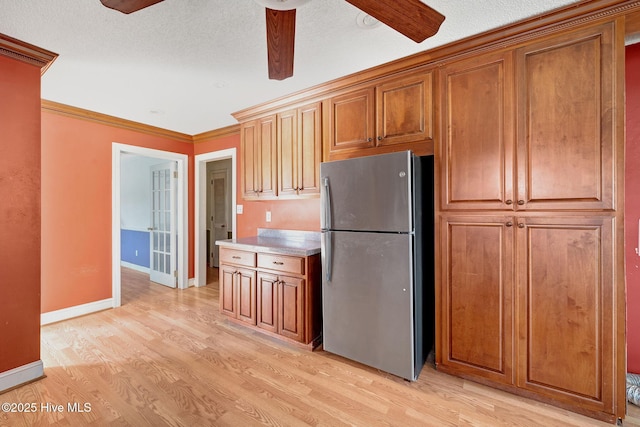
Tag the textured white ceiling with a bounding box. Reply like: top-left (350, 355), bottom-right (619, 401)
top-left (0, 0), bottom-right (580, 135)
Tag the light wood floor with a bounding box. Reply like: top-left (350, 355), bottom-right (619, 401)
top-left (1, 267), bottom-right (639, 426)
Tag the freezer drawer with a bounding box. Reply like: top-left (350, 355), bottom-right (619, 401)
top-left (321, 230), bottom-right (418, 380)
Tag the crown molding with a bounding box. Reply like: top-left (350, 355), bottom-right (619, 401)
top-left (41, 100), bottom-right (193, 143)
top-left (233, 0), bottom-right (640, 122)
top-left (0, 33), bottom-right (58, 75)
top-left (192, 124), bottom-right (240, 143)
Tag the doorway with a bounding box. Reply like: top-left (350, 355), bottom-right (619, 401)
top-left (112, 143), bottom-right (189, 307)
top-left (195, 148), bottom-right (237, 287)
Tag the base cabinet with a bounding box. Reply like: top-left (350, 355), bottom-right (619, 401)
top-left (438, 215), bottom-right (616, 420)
top-left (219, 247), bottom-right (321, 349)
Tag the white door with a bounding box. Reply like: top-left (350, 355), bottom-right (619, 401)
top-left (210, 170), bottom-right (229, 268)
top-left (149, 162), bottom-right (177, 287)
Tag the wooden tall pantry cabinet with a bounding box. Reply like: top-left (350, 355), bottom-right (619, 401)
top-left (435, 19), bottom-right (624, 423)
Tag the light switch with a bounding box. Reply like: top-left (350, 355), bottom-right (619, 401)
top-left (266, 211), bottom-right (272, 222)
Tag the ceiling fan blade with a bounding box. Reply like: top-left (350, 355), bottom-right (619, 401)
top-left (265, 8), bottom-right (296, 80)
top-left (344, 0), bottom-right (445, 43)
top-left (100, 0), bottom-right (164, 14)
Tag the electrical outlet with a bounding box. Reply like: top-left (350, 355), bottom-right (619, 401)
top-left (135, 250), bottom-right (138, 256)
top-left (266, 211), bottom-right (272, 222)
top-left (236, 204), bottom-right (243, 214)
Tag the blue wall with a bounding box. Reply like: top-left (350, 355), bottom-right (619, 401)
top-left (121, 229), bottom-right (150, 268)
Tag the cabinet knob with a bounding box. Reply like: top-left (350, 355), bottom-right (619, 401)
top-left (518, 223), bottom-right (525, 228)
top-left (506, 221), bottom-right (513, 227)
top-left (377, 136), bottom-right (383, 141)
top-left (367, 137), bottom-right (373, 142)
top-left (505, 200), bottom-right (513, 205)
top-left (517, 200), bottom-right (525, 205)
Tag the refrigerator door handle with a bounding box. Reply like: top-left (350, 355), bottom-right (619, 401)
top-left (322, 177), bottom-right (332, 230)
top-left (324, 231), bottom-right (332, 282)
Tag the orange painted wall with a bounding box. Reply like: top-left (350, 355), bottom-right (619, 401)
top-left (626, 43), bottom-right (640, 373)
top-left (194, 133), bottom-right (320, 238)
top-left (41, 112), bottom-right (193, 313)
top-left (0, 55), bottom-right (42, 372)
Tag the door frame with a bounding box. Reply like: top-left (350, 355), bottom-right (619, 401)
top-left (112, 143), bottom-right (189, 307)
top-left (195, 148), bottom-right (237, 287)
top-left (209, 168), bottom-right (231, 268)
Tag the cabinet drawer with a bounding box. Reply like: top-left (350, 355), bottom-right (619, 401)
top-left (220, 248), bottom-right (256, 267)
top-left (257, 253), bottom-right (305, 275)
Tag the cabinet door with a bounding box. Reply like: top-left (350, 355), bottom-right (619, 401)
top-left (236, 267), bottom-right (257, 325)
top-left (439, 215), bottom-right (514, 385)
top-left (241, 121), bottom-right (259, 199)
top-left (297, 102), bottom-right (322, 196)
top-left (516, 216), bottom-right (615, 415)
top-left (278, 275), bottom-right (305, 342)
top-left (241, 117), bottom-right (277, 200)
top-left (327, 87), bottom-right (375, 154)
top-left (516, 22), bottom-right (616, 210)
top-left (257, 115), bottom-right (277, 199)
top-left (376, 71), bottom-right (433, 146)
top-left (257, 272), bottom-right (278, 333)
top-left (219, 265), bottom-right (237, 318)
top-left (277, 108), bottom-right (298, 198)
top-left (440, 51), bottom-right (515, 211)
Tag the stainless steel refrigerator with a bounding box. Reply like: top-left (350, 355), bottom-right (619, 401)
top-left (320, 150), bottom-right (434, 381)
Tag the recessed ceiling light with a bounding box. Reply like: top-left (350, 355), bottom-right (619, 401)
top-left (356, 11), bottom-right (381, 29)
top-left (149, 109), bottom-right (164, 115)
top-left (254, 0), bottom-right (311, 11)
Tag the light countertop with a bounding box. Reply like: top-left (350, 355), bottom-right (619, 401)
top-left (216, 228), bottom-right (321, 256)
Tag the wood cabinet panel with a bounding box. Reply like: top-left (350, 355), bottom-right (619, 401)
top-left (440, 51), bottom-right (514, 210)
top-left (241, 116), bottom-right (277, 200)
top-left (277, 102), bottom-right (322, 198)
top-left (376, 71), bottom-right (433, 146)
top-left (516, 22), bottom-right (615, 210)
top-left (220, 265), bottom-right (237, 317)
top-left (516, 216), bottom-right (614, 412)
top-left (257, 273), bottom-right (278, 333)
top-left (219, 249), bottom-right (256, 268)
top-left (278, 276), bottom-right (304, 342)
top-left (297, 102), bottom-right (322, 196)
top-left (219, 264), bottom-right (256, 326)
top-left (257, 253), bottom-right (305, 275)
top-left (277, 109), bottom-right (297, 197)
top-left (236, 268), bottom-right (257, 325)
top-left (328, 88), bottom-right (375, 152)
top-left (440, 216), bottom-right (514, 384)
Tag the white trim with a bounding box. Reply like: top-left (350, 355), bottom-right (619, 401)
top-left (120, 261), bottom-right (150, 274)
top-left (188, 277), bottom-right (196, 287)
top-left (0, 360), bottom-right (44, 392)
top-left (195, 148), bottom-right (237, 287)
top-left (112, 143), bottom-right (189, 307)
top-left (41, 298), bottom-right (113, 325)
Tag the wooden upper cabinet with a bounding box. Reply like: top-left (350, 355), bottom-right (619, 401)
top-left (440, 51), bottom-right (515, 211)
top-left (277, 102), bottom-right (322, 198)
top-left (516, 21), bottom-right (616, 210)
top-left (241, 116), bottom-right (277, 199)
top-left (326, 70), bottom-right (434, 160)
top-left (376, 71), bottom-right (433, 146)
top-left (327, 87), bottom-right (375, 154)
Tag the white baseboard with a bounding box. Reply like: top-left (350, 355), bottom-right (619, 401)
top-left (189, 277), bottom-right (196, 287)
top-left (120, 261), bottom-right (150, 274)
top-left (0, 360), bottom-right (44, 392)
top-left (41, 298), bottom-right (113, 326)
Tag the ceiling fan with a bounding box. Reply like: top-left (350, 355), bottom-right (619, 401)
top-left (99, 0), bottom-right (445, 80)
